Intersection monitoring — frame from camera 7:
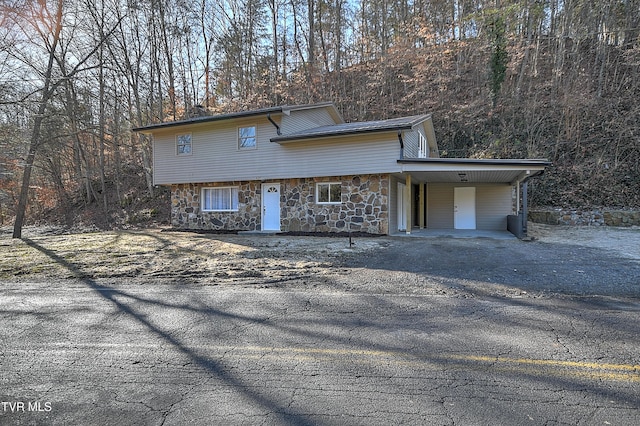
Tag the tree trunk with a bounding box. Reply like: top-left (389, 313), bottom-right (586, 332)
top-left (13, 0), bottom-right (64, 239)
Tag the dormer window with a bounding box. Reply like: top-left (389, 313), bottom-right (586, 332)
top-left (176, 133), bottom-right (192, 156)
top-left (238, 126), bottom-right (256, 150)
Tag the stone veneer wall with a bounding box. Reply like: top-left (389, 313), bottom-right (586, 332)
top-left (281, 175), bottom-right (389, 234)
top-left (171, 182), bottom-right (261, 230)
top-left (171, 174), bottom-right (390, 234)
top-left (529, 208), bottom-right (640, 226)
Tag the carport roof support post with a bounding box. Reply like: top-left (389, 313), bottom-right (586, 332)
top-left (522, 180), bottom-right (528, 236)
top-left (405, 174), bottom-right (412, 234)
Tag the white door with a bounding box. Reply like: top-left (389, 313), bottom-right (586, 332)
top-left (397, 182), bottom-right (407, 231)
top-left (454, 187), bottom-right (476, 229)
top-left (262, 183), bottom-right (281, 231)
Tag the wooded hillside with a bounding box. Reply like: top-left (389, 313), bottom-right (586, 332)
top-left (1, 0), bottom-right (638, 233)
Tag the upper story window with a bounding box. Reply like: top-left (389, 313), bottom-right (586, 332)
top-left (238, 126), bottom-right (256, 150)
top-left (316, 182), bottom-right (342, 204)
top-left (176, 133), bottom-right (192, 156)
top-left (418, 133), bottom-right (428, 158)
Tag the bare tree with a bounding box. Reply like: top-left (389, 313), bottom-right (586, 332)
top-left (11, 0), bottom-right (65, 239)
top-left (11, 0), bottom-right (123, 238)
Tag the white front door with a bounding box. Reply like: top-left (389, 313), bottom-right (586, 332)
top-left (262, 183), bottom-right (281, 231)
top-left (454, 187), bottom-right (476, 229)
top-left (397, 182), bottom-right (407, 231)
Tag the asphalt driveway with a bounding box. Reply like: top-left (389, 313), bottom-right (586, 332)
top-left (1, 227), bottom-right (639, 425)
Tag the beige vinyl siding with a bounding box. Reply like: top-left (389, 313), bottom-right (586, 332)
top-left (427, 183), bottom-right (454, 229)
top-left (152, 118), bottom-right (402, 185)
top-left (402, 128), bottom-right (432, 159)
top-left (280, 108), bottom-right (337, 134)
top-left (476, 185), bottom-right (513, 230)
top-left (402, 130), bottom-right (419, 158)
top-left (427, 183), bottom-right (512, 230)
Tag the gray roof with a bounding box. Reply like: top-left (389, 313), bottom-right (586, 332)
top-left (270, 115), bottom-right (432, 143)
top-left (132, 102), bottom-right (337, 133)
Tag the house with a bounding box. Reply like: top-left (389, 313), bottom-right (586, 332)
top-left (133, 102), bottom-right (549, 236)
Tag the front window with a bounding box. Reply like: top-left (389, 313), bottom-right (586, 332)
top-left (238, 126), bottom-right (256, 150)
top-left (316, 183), bottom-right (342, 204)
top-left (202, 187), bottom-right (239, 211)
top-left (177, 133), bottom-right (192, 156)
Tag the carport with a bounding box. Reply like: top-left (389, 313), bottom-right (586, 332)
top-left (392, 158), bottom-right (550, 237)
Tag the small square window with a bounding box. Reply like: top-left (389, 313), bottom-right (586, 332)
top-left (238, 126), bottom-right (256, 150)
top-left (177, 134), bottom-right (192, 156)
top-left (316, 183), bottom-right (341, 204)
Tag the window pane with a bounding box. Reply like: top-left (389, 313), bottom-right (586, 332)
top-left (239, 126), bottom-right (256, 149)
top-left (318, 184), bottom-right (329, 203)
top-left (177, 134), bottom-right (191, 155)
top-left (204, 189), bottom-right (212, 209)
top-left (231, 188), bottom-right (239, 209)
top-left (329, 184), bottom-right (341, 202)
top-left (217, 188), bottom-right (230, 210)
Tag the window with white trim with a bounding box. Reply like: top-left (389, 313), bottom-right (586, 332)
top-left (238, 126), bottom-right (256, 150)
top-left (176, 133), bottom-right (192, 155)
top-left (418, 133), bottom-right (428, 158)
top-left (316, 182), bottom-right (342, 204)
top-left (202, 187), bottom-right (239, 211)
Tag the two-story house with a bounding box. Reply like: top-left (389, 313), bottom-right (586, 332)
top-left (133, 102), bottom-right (549, 235)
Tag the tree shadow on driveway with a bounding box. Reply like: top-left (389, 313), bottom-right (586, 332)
top-left (22, 238), bottom-right (317, 426)
top-left (18, 236), bottom-right (640, 424)
top-left (346, 237), bottom-right (640, 298)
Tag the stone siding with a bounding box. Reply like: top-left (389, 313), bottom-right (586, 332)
top-left (529, 208), bottom-right (640, 227)
top-left (171, 182), bottom-right (261, 230)
top-left (281, 175), bottom-right (389, 234)
top-left (171, 174), bottom-right (390, 234)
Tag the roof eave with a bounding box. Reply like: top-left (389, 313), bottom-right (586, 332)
top-left (398, 158), bottom-right (551, 167)
top-left (132, 106), bottom-right (285, 133)
top-left (132, 102), bottom-right (343, 134)
top-left (271, 124), bottom-right (422, 144)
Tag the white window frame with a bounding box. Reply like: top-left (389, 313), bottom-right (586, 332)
top-left (176, 133), bottom-right (192, 156)
top-left (201, 187), bottom-right (239, 212)
top-left (316, 182), bottom-right (342, 204)
top-left (238, 125), bottom-right (257, 150)
top-left (418, 133), bottom-right (428, 158)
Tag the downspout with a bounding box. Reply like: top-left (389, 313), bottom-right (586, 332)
top-left (397, 130), bottom-right (404, 159)
top-left (267, 113), bottom-right (281, 135)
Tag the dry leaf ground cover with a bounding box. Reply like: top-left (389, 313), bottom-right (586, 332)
top-left (0, 228), bottom-right (381, 286)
